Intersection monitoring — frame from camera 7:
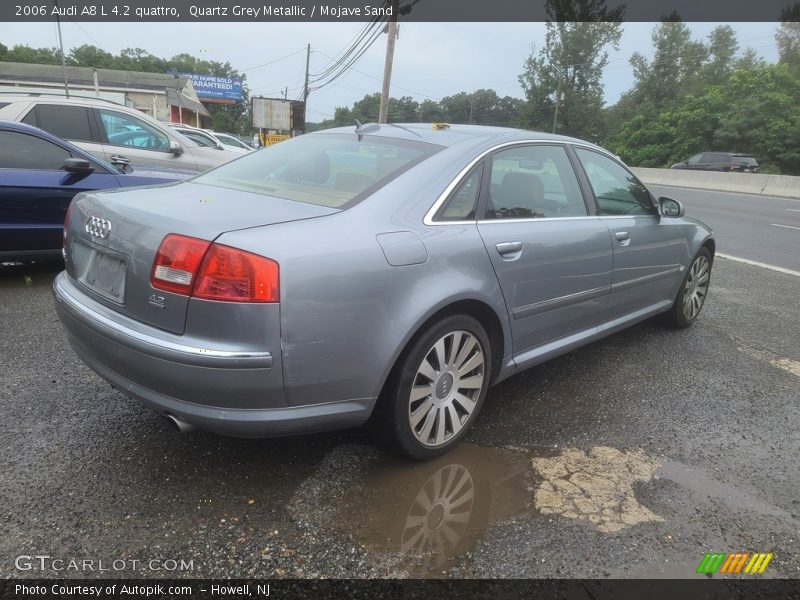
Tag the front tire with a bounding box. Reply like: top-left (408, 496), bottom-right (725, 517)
top-left (666, 247), bottom-right (712, 328)
top-left (378, 315), bottom-right (492, 460)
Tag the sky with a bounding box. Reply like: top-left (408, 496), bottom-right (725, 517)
top-left (0, 21), bottom-right (781, 122)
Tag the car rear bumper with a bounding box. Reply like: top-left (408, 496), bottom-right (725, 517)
top-left (53, 272), bottom-right (374, 437)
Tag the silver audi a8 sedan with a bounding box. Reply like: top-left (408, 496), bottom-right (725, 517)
top-left (54, 123), bottom-right (714, 459)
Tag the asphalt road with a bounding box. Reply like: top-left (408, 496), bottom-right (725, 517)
top-left (1, 250), bottom-right (798, 579)
top-left (649, 185), bottom-right (800, 272)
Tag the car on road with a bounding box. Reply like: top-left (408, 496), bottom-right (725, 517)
top-left (671, 152), bottom-right (759, 173)
top-left (53, 123), bottom-right (715, 459)
top-left (0, 93), bottom-right (241, 172)
top-left (0, 120), bottom-right (192, 262)
top-left (169, 124), bottom-right (251, 155)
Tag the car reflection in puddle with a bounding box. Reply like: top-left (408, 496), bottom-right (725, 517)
top-left (290, 442), bottom-right (544, 575)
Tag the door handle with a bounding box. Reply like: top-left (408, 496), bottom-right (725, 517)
top-left (110, 154), bottom-right (131, 165)
top-left (615, 231), bottom-right (631, 242)
top-left (496, 241), bottom-right (523, 255)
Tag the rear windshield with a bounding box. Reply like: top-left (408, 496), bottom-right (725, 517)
top-left (733, 156), bottom-right (758, 166)
top-left (194, 133), bottom-right (441, 208)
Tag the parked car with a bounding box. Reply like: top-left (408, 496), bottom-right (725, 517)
top-left (169, 124), bottom-right (251, 155)
top-left (671, 152), bottom-right (759, 173)
top-left (53, 124), bottom-right (714, 459)
top-left (211, 132), bottom-right (257, 153)
top-left (0, 120), bottom-right (193, 262)
top-left (0, 93), bottom-right (241, 172)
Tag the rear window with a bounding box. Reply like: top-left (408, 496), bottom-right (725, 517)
top-left (34, 104), bottom-right (94, 142)
top-left (194, 133), bottom-right (441, 208)
top-left (733, 155), bottom-right (758, 166)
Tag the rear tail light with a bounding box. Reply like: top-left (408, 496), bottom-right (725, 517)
top-left (194, 244), bottom-right (279, 303)
top-left (151, 234), bottom-right (211, 295)
top-left (151, 234), bottom-right (279, 303)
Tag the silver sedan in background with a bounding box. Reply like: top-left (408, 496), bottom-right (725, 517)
top-left (53, 124), bottom-right (714, 459)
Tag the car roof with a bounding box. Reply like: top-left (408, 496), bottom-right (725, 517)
top-left (0, 92), bottom-right (124, 107)
top-left (313, 122), bottom-right (608, 151)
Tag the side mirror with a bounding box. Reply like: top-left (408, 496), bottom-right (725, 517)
top-left (659, 197), bottom-right (684, 218)
top-left (169, 140), bottom-right (184, 156)
top-left (216, 143), bottom-right (225, 151)
top-left (63, 158), bottom-right (94, 173)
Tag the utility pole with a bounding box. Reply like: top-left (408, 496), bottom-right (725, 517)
top-left (53, 0), bottom-right (69, 98)
top-left (302, 43), bottom-right (310, 134)
top-left (552, 71), bottom-right (563, 134)
top-left (378, 0), bottom-right (399, 124)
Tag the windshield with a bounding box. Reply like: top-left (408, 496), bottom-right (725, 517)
top-left (193, 133), bottom-right (441, 208)
top-left (215, 133), bottom-right (249, 149)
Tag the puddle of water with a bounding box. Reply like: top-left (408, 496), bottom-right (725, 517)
top-left (532, 446), bottom-right (664, 533)
top-left (290, 442), bottom-right (542, 575)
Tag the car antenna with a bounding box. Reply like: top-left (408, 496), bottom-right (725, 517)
top-left (354, 119), bottom-right (380, 141)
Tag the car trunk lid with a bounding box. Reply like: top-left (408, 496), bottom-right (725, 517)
top-left (64, 181), bottom-right (338, 334)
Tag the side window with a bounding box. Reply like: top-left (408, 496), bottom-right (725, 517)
top-left (0, 130), bottom-right (71, 170)
top-left (35, 104), bottom-right (94, 142)
top-left (435, 166), bottom-right (482, 221)
top-left (574, 148), bottom-right (655, 216)
top-left (98, 109), bottom-right (169, 152)
top-left (484, 145), bottom-right (586, 220)
top-left (687, 153), bottom-right (703, 165)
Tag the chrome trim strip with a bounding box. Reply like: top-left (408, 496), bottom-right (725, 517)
top-left (54, 274), bottom-right (273, 368)
top-left (512, 285), bottom-right (611, 320)
top-left (423, 139), bottom-right (617, 226)
top-left (612, 267), bottom-right (682, 292)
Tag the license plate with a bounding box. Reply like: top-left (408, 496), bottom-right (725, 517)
top-left (82, 248), bottom-right (126, 302)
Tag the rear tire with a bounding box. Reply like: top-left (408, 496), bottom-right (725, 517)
top-left (666, 247), bottom-right (712, 328)
top-left (376, 314), bottom-right (492, 460)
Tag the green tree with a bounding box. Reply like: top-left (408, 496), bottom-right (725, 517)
top-left (610, 63), bottom-right (800, 175)
top-left (703, 25), bottom-right (739, 85)
top-left (776, 15), bottom-right (800, 74)
top-left (67, 44), bottom-right (117, 69)
top-left (518, 0), bottom-right (623, 141)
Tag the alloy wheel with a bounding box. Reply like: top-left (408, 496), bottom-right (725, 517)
top-left (683, 255), bottom-right (710, 320)
top-left (408, 330), bottom-right (485, 448)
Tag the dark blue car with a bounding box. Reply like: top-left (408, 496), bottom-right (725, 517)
top-left (0, 120), bottom-right (193, 262)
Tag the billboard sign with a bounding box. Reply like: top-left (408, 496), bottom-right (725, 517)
top-left (181, 73), bottom-right (241, 102)
top-left (252, 97), bottom-right (292, 130)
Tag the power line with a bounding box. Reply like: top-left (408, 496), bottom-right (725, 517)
top-left (241, 48), bottom-right (307, 72)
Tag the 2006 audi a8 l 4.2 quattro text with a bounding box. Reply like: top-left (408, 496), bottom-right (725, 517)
top-left (54, 123), bottom-right (714, 459)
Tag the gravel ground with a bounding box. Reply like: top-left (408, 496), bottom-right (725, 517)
top-left (0, 257), bottom-right (798, 579)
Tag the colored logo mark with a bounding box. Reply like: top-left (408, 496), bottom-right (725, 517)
top-left (696, 552), bottom-right (773, 574)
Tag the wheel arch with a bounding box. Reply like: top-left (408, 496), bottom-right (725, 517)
top-left (374, 296), bottom-right (509, 410)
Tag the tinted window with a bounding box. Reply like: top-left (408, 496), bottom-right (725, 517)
top-left (485, 145), bottom-right (586, 220)
top-left (686, 154), bottom-right (703, 165)
top-left (98, 109), bottom-right (170, 151)
top-left (0, 130), bottom-right (71, 170)
top-left (194, 134), bottom-right (440, 209)
top-left (575, 148), bottom-right (655, 216)
top-left (435, 166), bottom-right (482, 221)
top-left (35, 104), bottom-right (93, 142)
top-left (704, 153), bottom-right (726, 162)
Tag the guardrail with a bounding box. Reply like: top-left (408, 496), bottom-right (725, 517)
top-left (631, 167), bottom-right (800, 200)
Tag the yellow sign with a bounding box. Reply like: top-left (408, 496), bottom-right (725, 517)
top-left (260, 133), bottom-right (291, 146)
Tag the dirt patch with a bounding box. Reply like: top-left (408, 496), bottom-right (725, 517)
top-left (532, 447), bottom-right (663, 533)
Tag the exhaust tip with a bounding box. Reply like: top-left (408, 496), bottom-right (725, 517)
top-left (164, 413), bottom-right (195, 434)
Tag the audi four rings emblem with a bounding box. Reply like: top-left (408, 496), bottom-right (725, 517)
top-left (85, 216), bottom-right (112, 239)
